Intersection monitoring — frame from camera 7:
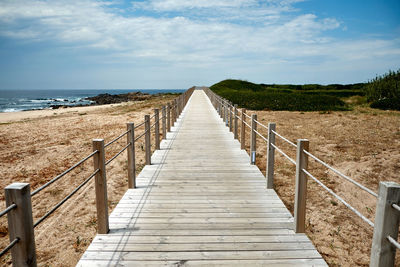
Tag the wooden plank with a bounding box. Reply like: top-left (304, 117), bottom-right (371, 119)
top-left (114, 203), bottom-right (289, 209)
top-left (92, 235), bottom-right (311, 243)
top-left (77, 259), bottom-right (327, 267)
top-left (122, 195), bottom-right (282, 200)
top-left (79, 250), bottom-right (323, 261)
top-left (109, 212), bottom-right (291, 218)
top-left (108, 222), bottom-right (295, 230)
top-left (110, 208), bottom-right (290, 213)
top-left (107, 229), bottom-right (296, 236)
top-left (109, 217), bottom-right (294, 224)
top-left (86, 242), bottom-right (316, 252)
top-left (117, 199), bottom-right (285, 204)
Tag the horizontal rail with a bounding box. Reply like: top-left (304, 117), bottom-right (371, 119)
top-left (104, 130), bottom-right (130, 148)
top-left (252, 119), bottom-right (297, 148)
top-left (0, 238), bottom-right (19, 258)
top-left (0, 203), bottom-right (17, 218)
top-left (134, 121), bottom-right (145, 129)
top-left (272, 130), bottom-right (297, 148)
top-left (105, 143), bottom-right (131, 166)
top-left (254, 129), bottom-right (268, 142)
top-left (243, 112), bottom-right (252, 119)
top-left (392, 203), bottom-right (400, 213)
top-left (302, 168), bottom-right (374, 227)
top-left (134, 130), bottom-right (147, 142)
top-left (243, 120), bottom-right (251, 129)
top-left (271, 143), bottom-right (296, 165)
top-left (31, 150), bottom-right (98, 197)
top-left (303, 150), bottom-right (378, 198)
top-left (387, 236), bottom-right (400, 250)
top-left (34, 169), bottom-right (100, 228)
top-left (254, 119), bottom-right (268, 130)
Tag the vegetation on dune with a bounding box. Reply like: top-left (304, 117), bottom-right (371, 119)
top-left (211, 70), bottom-right (400, 111)
top-left (365, 69), bottom-right (400, 110)
top-left (210, 79), bottom-right (360, 111)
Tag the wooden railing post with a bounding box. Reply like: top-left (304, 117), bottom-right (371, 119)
top-left (229, 104), bottom-right (233, 132)
top-left (177, 96), bottom-right (180, 116)
top-left (266, 123), bottom-right (276, 189)
top-left (222, 100), bottom-right (226, 126)
top-left (221, 100), bottom-right (224, 121)
top-left (219, 99), bottom-right (222, 118)
top-left (222, 99), bottom-right (225, 120)
top-left (177, 97), bottom-right (180, 116)
top-left (370, 182), bottom-right (400, 267)
top-left (162, 106), bottom-right (166, 140)
top-left (294, 139), bottom-right (309, 233)
top-left (179, 95), bottom-right (182, 115)
top-left (5, 183), bottom-right (37, 267)
top-left (225, 101), bottom-right (229, 127)
top-left (92, 139), bottom-right (109, 234)
top-left (174, 99), bottom-right (178, 122)
top-left (144, 115), bottom-right (151, 165)
top-left (127, 123), bottom-right (136, 189)
top-left (154, 109), bottom-right (160, 150)
top-left (241, 109), bottom-right (246, 150)
top-left (234, 104), bottom-right (238, 139)
top-left (226, 102), bottom-right (229, 127)
top-left (250, 114), bottom-right (257, 164)
top-left (180, 95), bottom-right (184, 114)
top-left (172, 101), bottom-right (176, 126)
top-left (167, 103), bottom-right (171, 132)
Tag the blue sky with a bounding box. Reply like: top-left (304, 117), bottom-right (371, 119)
top-left (0, 0), bottom-right (399, 89)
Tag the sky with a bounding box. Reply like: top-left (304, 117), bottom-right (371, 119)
top-left (0, 0), bottom-right (399, 89)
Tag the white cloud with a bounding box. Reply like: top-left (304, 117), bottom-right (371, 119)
top-left (134, 0), bottom-right (256, 11)
top-left (0, 0), bottom-right (340, 57)
top-left (0, 0), bottom-right (398, 86)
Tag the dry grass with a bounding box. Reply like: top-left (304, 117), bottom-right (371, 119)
top-left (0, 94), bottom-right (177, 266)
top-left (234, 106), bottom-right (400, 266)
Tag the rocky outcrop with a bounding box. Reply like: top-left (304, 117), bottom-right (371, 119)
top-left (85, 92), bottom-right (152, 105)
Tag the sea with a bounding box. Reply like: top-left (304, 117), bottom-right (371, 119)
top-left (0, 89), bottom-right (185, 112)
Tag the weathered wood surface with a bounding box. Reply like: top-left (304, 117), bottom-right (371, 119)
top-left (77, 90), bottom-right (326, 266)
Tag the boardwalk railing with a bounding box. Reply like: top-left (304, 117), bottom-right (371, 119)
top-left (0, 88), bottom-right (194, 266)
top-left (203, 87), bottom-right (400, 267)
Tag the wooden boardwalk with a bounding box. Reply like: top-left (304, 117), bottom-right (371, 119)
top-left (77, 90), bottom-right (327, 266)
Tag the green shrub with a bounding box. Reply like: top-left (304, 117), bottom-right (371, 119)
top-left (301, 90), bottom-right (365, 98)
top-left (366, 69), bottom-right (400, 102)
top-left (370, 97), bottom-right (400, 110)
top-left (210, 79), bottom-right (348, 111)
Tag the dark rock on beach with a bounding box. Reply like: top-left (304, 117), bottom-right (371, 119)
top-left (85, 92), bottom-right (152, 105)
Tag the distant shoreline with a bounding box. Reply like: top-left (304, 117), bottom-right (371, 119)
top-left (0, 89), bottom-right (184, 113)
top-left (0, 91), bottom-right (182, 123)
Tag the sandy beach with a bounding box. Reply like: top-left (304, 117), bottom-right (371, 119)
top-left (0, 102), bottom-right (128, 123)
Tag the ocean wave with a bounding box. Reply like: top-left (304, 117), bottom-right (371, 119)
top-left (30, 99), bottom-right (51, 103)
top-left (1, 108), bottom-right (22, 112)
